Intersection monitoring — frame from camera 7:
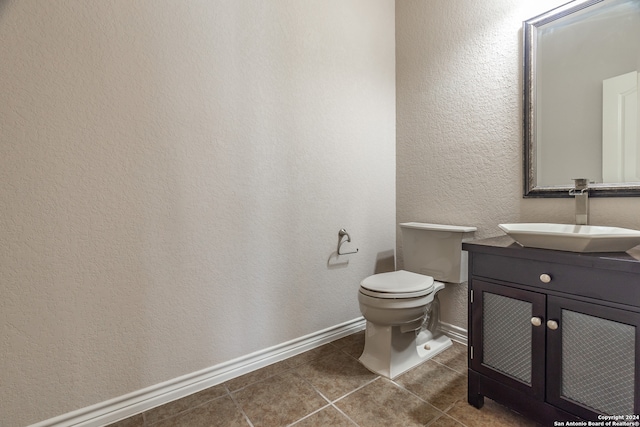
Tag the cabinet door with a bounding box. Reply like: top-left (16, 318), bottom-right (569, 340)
top-left (471, 280), bottom-right (546, 399)
top-left (547, 296), bottom-right (640, 418)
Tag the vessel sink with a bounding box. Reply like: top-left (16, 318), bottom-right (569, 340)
top-left (498, 223), bottom-right (640, 253)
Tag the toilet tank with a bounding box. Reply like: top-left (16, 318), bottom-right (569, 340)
top-left (400, 222), bottom-right (477, 283)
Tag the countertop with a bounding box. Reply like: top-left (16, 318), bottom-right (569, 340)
top-left (463, 235), bottom-right (640, 274)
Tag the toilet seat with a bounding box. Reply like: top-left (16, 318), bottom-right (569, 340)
top-left (360, 270), bottom-right (434, 299)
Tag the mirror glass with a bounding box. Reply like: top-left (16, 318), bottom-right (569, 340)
top-left (524, 0), bottom-right (640, 197)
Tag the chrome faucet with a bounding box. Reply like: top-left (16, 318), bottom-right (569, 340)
top-left (569, 178), bottom-right (589, 225)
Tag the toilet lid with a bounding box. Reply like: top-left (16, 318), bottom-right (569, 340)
top-left (360, 270), bottom-right (434, 299)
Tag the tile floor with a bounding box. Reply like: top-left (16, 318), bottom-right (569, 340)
top-left (107, 331), bottom-right (540, 427)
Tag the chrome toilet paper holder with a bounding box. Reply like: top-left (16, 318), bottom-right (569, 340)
top-left (337, 228), bottom-right (359, 255)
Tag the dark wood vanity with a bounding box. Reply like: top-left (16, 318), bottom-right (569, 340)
top-left (464, 236), bottom-right (640, 424)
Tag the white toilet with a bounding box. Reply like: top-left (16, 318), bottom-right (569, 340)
top-left (358, 222), bottom-right (476, 379)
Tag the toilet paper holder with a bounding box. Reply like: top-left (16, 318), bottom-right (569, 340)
top-left (337, 229), bottom-right (359, 255)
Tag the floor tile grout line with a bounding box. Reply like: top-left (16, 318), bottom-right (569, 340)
top-left (224, 383), bottom-right (256, 427)
top-left (282, 358), bottom-right (380, 426)
top-left (328, 402), bottom-right (361, 427)
top-left (284, 372), bottom-right (376, 427)
top-left (329, 375), bottom-right (382, 406)
top-left (284, 402), bottom-right (333, 427)
top-left (225, 364), bottom-right (296, 394)
top-left (431, 357), bottom-right (467, 376)
top-left (435, 401), bottom-right (473, 427)
top-left (225, 341), bottom-right (349, 395)
top-left (327, 374), bottom-right (451, 427)
top-left (386, 377), bottom-right (448, 420)
top-left (223, 343), bottom-right (372, 427)
top-left (143, 386), bottom-right (244, 427)
top-left (424, 411), bottom-right (467, 427)
top-left (111, 333), bottom-right (477, 427)
top-left (289, 369), bottom-right (335, 406)
top-left (226, 366), bottom-right (337, 427)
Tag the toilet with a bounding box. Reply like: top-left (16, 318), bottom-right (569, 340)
top-left (358, 222), bottom-right (476, 379)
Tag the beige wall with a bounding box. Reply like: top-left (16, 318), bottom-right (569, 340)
top-left (0, 1), bottom-right (396, 425)
top-left (396, 0), bottom-right (640, 329)
top-left (5, 1), bottom-right (640, 424)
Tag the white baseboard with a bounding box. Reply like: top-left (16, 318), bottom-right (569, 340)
top-left (29, 317), bottom-right (366, 427)
top-left (439, 321), bottom-right (467, 346)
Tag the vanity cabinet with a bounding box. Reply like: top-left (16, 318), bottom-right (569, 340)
top-left (464, 237), bottom-right (640, 424)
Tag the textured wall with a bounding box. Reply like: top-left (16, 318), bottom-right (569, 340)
top-left (396, 0), bottom-right (640, 330)
top-left (0, 1), bottom-right (396, 425)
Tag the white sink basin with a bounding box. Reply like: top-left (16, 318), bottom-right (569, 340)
top-left (498, 223), bottom-right (640, 253)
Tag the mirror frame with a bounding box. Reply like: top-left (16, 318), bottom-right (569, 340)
top-left (523, 0), bottom-right (640, 198)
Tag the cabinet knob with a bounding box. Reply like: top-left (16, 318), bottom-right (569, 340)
top-left (547, 320), bottom-right (559, 330)
top-left (531, 317), bottom-right (542, 327)
top-left (539, 273), bottom-right (552, 283)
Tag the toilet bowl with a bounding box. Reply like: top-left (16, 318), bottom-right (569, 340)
top-left (358, 270), bottom-right (450, 379)
top-left (357, 222), bottom-right (476, 379)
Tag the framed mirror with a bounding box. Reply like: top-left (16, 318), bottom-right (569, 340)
top-left (524, 0), bottom-right (640, 197)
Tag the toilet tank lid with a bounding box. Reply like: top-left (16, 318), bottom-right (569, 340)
top-left (400, 222), bottom-right (477, 233)
top-left (360, 270), bottom-right (434, 294)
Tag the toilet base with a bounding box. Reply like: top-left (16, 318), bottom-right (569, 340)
top-left (359, 322), bottom-right (452, 379)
